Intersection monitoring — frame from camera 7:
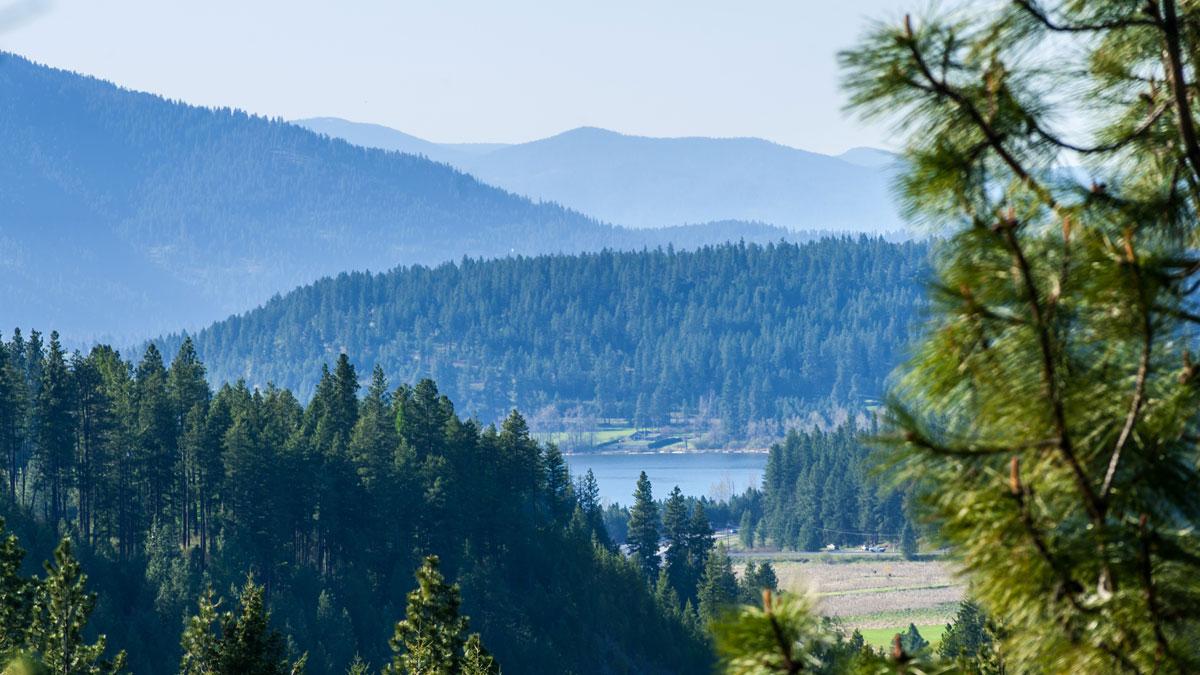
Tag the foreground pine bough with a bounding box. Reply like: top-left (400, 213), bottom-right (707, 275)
top-left (713, 1), bottom-right (1200, 673)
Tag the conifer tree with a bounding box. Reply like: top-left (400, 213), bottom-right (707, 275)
top-left (383, 556), bottom-right (499, 675)
top-left (385, 556), bottom-right (466, 675)
top-left (653, 569), bottom-right (681, 618)
top-left (30, 539), bottom-right (125, 675)
top-left (839, 0), bottom-right (1200, 670)
top-left (348, 365), bottom-right (397, 492)
top-left (737, 511), bottom-right (754, 550)
top-left (626, 472), bottom-right (660, 580)
top-left (344, 655), bottom-right (370, 675)
top-left (898, 624), bottom-right (928, 655)
top-left (540, 443), bottom-right (573, 525)
top-left (739, 561), bottom-right (778, 605)
top-left (178, 586), bottom-right (220, 675)
top-left (685, 503), bottom-right (714, 572)
top-left (660, 486), bottom-right (690, 597)
top-left (0, 518), bottom-right (33, 653)
top-left (459, 634), bottom-right (498, 675)
top-left (179, 578), bottom-right (304, 675)
top-left (696, 544), bottom-right (738, 626)
top-left (216, 580), bottom-right (302, 675)
top-left (70, 352), bottom-right (113, 548)
top-left (0, 342), bottom-right (25, 504)
top-left (34, 333), bottom-right (73, 527)
top-left (573, 469), bottom-right (609, 547)
top-left (168, 338), bottom-right (210, 550)
top-left (938, 601), bottom-right (1002, 670)
top-left (133, 344), bottom-right (176, 529)
top-left (328, 354), bottom-right (359, 446)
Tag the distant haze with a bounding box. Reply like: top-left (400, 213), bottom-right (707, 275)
top-left (0, 0), bottom-right (910, 154)
top-left (297, 117), bottom-right (903, 231)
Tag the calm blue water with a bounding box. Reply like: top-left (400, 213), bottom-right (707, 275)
top-left (564, 452), bottom-right (767, 505)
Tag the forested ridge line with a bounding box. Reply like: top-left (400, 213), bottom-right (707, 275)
top-left (156, 238), bottom-right (929, 441)
top-left (2, 51), bottom-right (846, 341)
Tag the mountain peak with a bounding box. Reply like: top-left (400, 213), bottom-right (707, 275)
top-left (836, 146), bottom-right (897, 169)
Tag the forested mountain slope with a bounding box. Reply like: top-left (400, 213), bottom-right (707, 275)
top-left (297, 119), bottom-right (905, 232)
top-left (159, 239), bottom-right (929, 436)
top-left (0, 334), bottom-right (708, 673)
top-left (0, 53), bottom-right (803, 342)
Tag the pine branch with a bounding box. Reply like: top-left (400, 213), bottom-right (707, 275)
top-left (997, 220), bottom-right (1105, 525)
top-left (903, 430), bottom-right (1058, 457)
top-left (1009, 458), bottom-right (1090, 615)
top-left (1101, 243), bottom-right (1154, 504)
top-left (1013, 1), bottom-right (1156, 33)
top-left (1028, 100), bottom-right (1169, 155)
top-left (902, 15), bottom-right (1061, 213)
top-left (1151, 0), bottom-right (1200, 186)
top-left (1137, 514), bottom-right (1176, 670)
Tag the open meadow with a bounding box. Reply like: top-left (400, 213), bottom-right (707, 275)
top-left (733, 552), bottom-right (962, 649)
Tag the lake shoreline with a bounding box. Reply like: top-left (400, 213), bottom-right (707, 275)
top-left (563, 451), bottom-right (768, 503)
top-left (562, 447), bottom-right (773, 457)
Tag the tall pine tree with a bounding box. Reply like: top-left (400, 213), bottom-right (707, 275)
top-left (626, 472), bottom-right (660, 580)
top-left (30, 539), bottom-right (125, 675)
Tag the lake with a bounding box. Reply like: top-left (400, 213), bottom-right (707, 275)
top-left (564, 452), bottom-right (767, 505)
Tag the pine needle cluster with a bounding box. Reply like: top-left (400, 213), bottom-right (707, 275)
top-left (838, 1), bottom-right (1200, 671)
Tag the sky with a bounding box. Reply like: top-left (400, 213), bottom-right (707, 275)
top-left (1, 0), bottom-right (910, 154)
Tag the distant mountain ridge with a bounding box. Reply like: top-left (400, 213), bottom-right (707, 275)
top-left (296, 118), bottom-right (904, 231)
top-left (0, 53), bottom-right (815, 341)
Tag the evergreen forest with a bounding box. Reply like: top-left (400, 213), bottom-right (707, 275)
top-left (157, 239), bottom-right (927, 439)
top-left (0, 331), bottom-right (714, 673)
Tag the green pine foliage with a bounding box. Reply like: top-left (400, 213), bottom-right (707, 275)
top-left (837, 0), bottom-right (1200, 670)
top-left (897, 624), bottom-right (928, 655)
top-left (179, 578), bottom-right (305, 675)
top-left (0, 334), bottom-right (707, 673)
top-left (154, 239), bottom-right (927, 435)
top-left (384, 556), bottom-right (491, 675)
top-left (697, 545), bottom-right (739, 627)
top-left (30, 539), bottom-right (125, 675)
top-left (738, 561), bottom-right (779, 606)
top-left (1, 653), bottom-right (49, 675)
top-left (660, 487), bottom-right (691, 598)
top-left (704, 1), bottom-right (1200, 671)
top-left (938, 601), bottom-right (1003, 672)
top-left (460, 634), bottom-right (498, 675)
top-left (711, 592), bottom-right (885, 675)
top-left (0, 518), bottom-right (34, 654)
top-left (626, 472), bottom-right (661, 580)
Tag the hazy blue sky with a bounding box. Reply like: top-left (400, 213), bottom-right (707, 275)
top-left (2, 0), bottom-right (910, 154)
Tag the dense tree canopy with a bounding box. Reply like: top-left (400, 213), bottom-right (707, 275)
top-left (0, 332), bottom-right (708, 673)
top-left (751, 425), bottom-right (911, 552)
top-left (158, 239), bottom-right (927, 439)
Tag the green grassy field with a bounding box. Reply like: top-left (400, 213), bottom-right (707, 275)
top-left (534, 426), bottom-right (638, 448)
top-left (593, 427), bottom-right (637, 444)
top-left (855, 624), bottom-right (947, 651)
